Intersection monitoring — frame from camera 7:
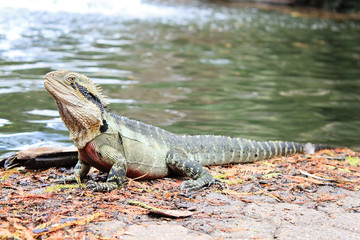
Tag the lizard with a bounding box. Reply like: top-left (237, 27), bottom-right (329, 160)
top-left (44, 69), bottom-right (326, 195)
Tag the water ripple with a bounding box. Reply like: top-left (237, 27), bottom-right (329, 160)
top-left (0, 132), bottom-right (72, 151)
top-left (0, 0), bottom-right (359, 152)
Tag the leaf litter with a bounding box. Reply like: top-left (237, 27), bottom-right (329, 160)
top-left (0, 148), bottom-right (359, 239)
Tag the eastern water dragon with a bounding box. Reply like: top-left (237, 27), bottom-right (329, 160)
top-left (44, 70), bottom-right (327, 195)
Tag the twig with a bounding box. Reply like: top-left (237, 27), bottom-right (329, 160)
top-left (299, 170), bottom-right (335, 182)
top-left (128, 200), bottom-right (193, 218)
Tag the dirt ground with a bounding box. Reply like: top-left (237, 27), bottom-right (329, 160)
top-left (1, 148), bottom-right (359, 239)
top-left (90, 187), bottom-right (360, 240)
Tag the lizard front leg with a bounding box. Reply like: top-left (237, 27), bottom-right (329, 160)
top-left (53, 156), bottom-right (90, 184)
top-left (166, 148), bottom-right (222, 196)
top-left (87, 145), bottom-right (127, 192)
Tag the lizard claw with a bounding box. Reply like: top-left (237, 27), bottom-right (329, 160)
top-left (180, 178), bottom-right (224, 197)
top-left (213, 178), bottom-right (226, 190)
top-left (53, 178), bottom-right (66, 184)
top-left (86, 180), bottom-right (117, 192)
top-left (53, 175), bottom-right (79, 184)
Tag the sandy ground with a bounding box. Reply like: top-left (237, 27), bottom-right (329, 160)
top-left (89, 186), bottom-right (360, 239)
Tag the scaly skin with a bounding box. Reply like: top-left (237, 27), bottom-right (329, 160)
top-left (44, 70), bottom-right (325, 195)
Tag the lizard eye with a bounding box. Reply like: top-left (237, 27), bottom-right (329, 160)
top-left (65, 74), bottom-right (76, 84)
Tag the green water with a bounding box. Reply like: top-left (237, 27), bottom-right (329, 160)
top-left (0, 1), bottom-right (360, 156)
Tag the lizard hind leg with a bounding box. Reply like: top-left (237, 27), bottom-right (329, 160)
top-left (165, 148), bottom-right (222, 196)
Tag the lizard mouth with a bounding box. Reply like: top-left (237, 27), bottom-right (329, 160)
top-left (44, 75), bottom-right (61, 99)
top-left (44, 71), bottom-right (58, 87)
top-left (44, 75), bottom-right (70, 104)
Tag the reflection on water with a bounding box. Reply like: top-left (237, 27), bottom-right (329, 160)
top-left (0, 0), bottom-right (359, 156)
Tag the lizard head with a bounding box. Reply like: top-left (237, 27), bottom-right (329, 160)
top-left (44, 70), bottom-right (109, 149)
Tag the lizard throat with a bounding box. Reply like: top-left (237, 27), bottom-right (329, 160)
top-left (55, 102), bottom-right (102, 149)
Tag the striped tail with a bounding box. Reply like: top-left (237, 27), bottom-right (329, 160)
top-left (248, 140), bottom-right (304, 161)
top-left (240, 140), bottom-right (331, 163)
top-left (185, 135), bottom-right (332, 166)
